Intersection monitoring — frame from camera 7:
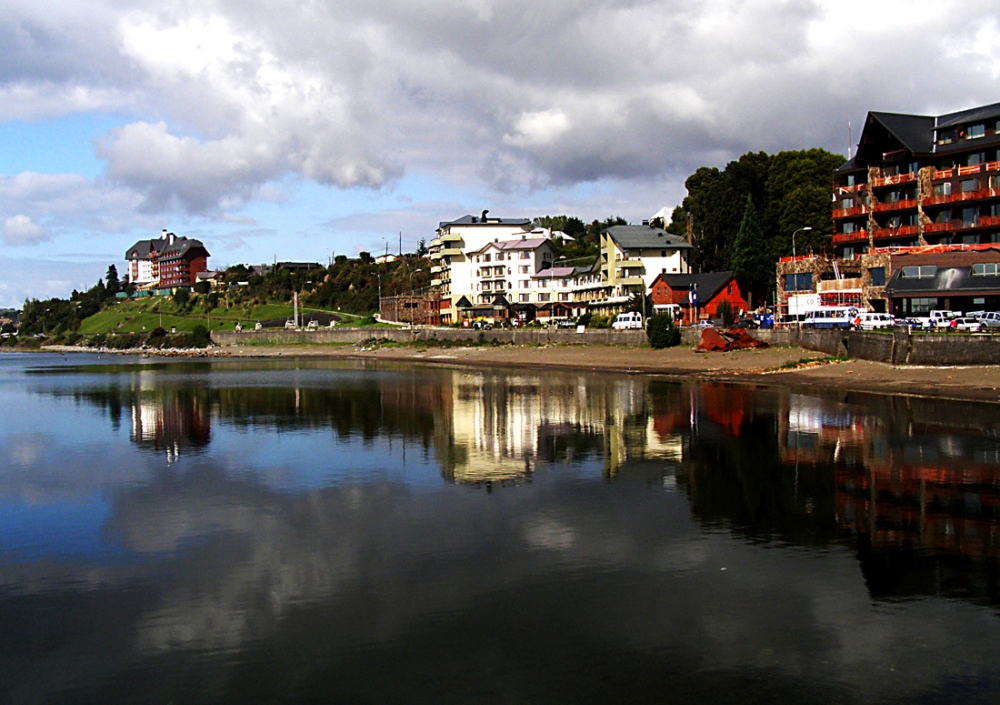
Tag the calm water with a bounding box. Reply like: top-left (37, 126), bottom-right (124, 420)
top-left (1, 352), bottom-right (1000, 704)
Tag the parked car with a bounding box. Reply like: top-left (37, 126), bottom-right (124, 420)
top-left (612, 312), bottom-right (644, 330)
top-left (853, 312), bottom-right (895, 331)
top-left (980, 311), bottom-right (1000, 329)
top-left (947, 317), bottom-right (984, 332)
top-left (913, 310), bottom-right (961, 329)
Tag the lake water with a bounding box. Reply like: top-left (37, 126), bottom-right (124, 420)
top-left (1, 352), bottom-right (999, 704)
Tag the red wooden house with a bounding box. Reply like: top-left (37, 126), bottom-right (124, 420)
top-left (650, 271), bottom-right (750, 324)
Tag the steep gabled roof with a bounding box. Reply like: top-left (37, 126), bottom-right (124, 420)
top-left (936, 101), bottom-right (1000, 130)
top-left (867, 111), bottom-right (936, 153)
top-left (654, 271), bottom-right (735, 302)
top-left (604, 225), bottom-right (692, 250)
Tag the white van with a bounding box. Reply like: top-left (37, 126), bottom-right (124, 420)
top-left (853, 312), bottom-right (895, 331)
top-left (612, 312), bottom-right (644, 330)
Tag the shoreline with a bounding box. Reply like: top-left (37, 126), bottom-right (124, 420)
top-left (28, 341), bottom-right (1000, 404)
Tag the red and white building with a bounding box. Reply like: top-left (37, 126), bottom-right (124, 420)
top-left (126, 230), bottom-right (210, 289)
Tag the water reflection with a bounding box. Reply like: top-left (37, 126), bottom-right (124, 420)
top-left (3, 355), bottom-right (1000, 703)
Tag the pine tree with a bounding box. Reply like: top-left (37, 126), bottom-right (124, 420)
top-left (732, 194), bottom-right (771, 310)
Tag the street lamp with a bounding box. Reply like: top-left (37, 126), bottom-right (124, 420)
top-left (791, 227), bottom-right (813, 259)
top-left (409, 268), bottom-right (423, 291)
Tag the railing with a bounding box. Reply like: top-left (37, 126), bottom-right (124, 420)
top-left (958, 164), bottom-right (983, 176)
top-left (872, 198), bottom-right (917, 213)
top-left (872, 225), bottom-right (918, 239)
top-left (987, 161), bottom-right (1000, 173)
top-left (933, 168), bottom-right (954, 180)
top-left (923, 222), bottom-right (958, 234)
top-left (832, 205), bottom-right (868, 219)
top-left (832, 230), bottom-right (869, 244)
top-left (923, 187), bottom-right (1000, 206)
top-left (980, 215), bottom-right (1000, 228)
top-left (834, 183), bottom-right (868, 194)
top-left (871, 172), bottom-right (916, 188)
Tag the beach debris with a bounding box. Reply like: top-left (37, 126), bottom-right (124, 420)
top-left (695, 328), bottom-right (769, 353)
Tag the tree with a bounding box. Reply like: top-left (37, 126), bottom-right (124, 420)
top-left (416, 238), bottom-right (428, 257)
top-left (732, 194), bottom-right (771, 310)
top-left (105, 265), bottom-right (120, 296)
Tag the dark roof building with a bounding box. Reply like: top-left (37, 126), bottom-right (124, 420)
top-left (833, 101), bottom-right (1000, 259)
top-left (125, 230), bottom-right (210, 288)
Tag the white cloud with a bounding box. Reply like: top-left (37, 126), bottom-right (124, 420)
top-left (3, 214), bottom-right (48, 245)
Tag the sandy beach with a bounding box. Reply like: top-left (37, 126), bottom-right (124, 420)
top-left (176, 341), bottom-right (1000, 404)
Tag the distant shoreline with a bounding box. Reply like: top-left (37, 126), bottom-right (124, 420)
top-left (24, 341), bottom-right (1000, 405)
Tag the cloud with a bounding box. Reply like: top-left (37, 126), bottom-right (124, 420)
top-left (2, 0), bottom-right (1000, 258)
top-left (2, 214), bottom-right (48, 245)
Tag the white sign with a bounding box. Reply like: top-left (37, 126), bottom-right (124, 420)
top-left (787, 293), bottom-right (820, 316)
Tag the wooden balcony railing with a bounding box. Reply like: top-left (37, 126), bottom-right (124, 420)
top-left (958, 164), bottom-right (983, 176)
top-left (922, 187), bottom-right (1000, 206)
top-left (871, 172), bottom-right (916, 188)
top-left (872, 225), bottom-right (918, 239)
top-left (924, 221), bottom-right (958, 234)
top-left (980, 215), bottom-right (1000, 228)
top-left (832, 230), bottom-right (869, 244)
top-left (872, 198), bottom-right (917, 213)
top-left (832, 205), bottom-right (868, 219)
top-left (834, 183), bottom-right (868, 194)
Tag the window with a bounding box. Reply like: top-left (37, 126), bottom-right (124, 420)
top-left (938, 129), bottom-right (955, 145)
top-left (973, 263), bottom-right (1000, 276)
top-left (520, 280), bottom-right (529, 289)
top-left (558, 293), bottom-right (570, 301)
top-left (934, 182), bottom-right (952, 197)
top-left (538, 279), bottom-right (548, 288)
top-left (969, 152), bottom-right (987, 166)
top-left (963, 207), bottom-right (979, 227)
top-left (519, 294), bottom-right (530, 302)
top-left (961, 178), bottom-right (978, 192)
top-left (968, 124), bottom-right (986, 139)
top-left (937, 209), bottom-right (953, 224)
top-left (661, 250), bottom-right (666, 257)
top-left (520, 252), bottom-right (530, 259)
top-left (900, 265), bottom-right (937, 279)
top-left (537, 293), bottom-right (550, 302)
top-left (868, 267), bottom-right (886, 286)
top-left (519, 265), bottom-right (529, 274)
top-left (847, 174), bottom-right (856, 186)
top-left (843, 222), bottom-right (855, 234)
top-left (784, 272), bottom-right (813, 291)
top-left (483, 254), bottom-right (491, 262)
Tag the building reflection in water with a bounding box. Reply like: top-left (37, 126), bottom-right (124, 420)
top-left (128, 372), bottom-right (211, 462)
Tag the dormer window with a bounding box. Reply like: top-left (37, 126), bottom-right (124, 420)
top-left (968, 124), bottom-right (986, 139)
top-left (938, 129), bottom-right (955, 145)
top-left (972, 263), bottom-right (999, 276)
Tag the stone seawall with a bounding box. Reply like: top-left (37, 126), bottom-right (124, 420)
top-left (212, 327), bottom-right (659, 347)
top-left (754, 327), bottom-right (1000, 365)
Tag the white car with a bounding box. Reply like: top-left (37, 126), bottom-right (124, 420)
top-left (946, 317), bottom-right (984, 332)
top-left (853, 312), bottom-right (895, 331)
top-left (612, 312), bottom-right (644, 330)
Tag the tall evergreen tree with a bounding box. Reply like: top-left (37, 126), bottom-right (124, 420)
top-left (732, 194), bottom-right (771, 310)
top-left (105, 264), bottom-right (120, 296)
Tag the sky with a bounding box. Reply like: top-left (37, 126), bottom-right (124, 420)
top-left (2, 0), bottom-right (1000, 308)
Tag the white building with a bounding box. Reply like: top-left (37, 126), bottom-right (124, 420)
top-left (429, 211), bottom-right (533, 323)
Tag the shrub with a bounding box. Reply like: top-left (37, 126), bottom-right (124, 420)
top-left (89, 333), bottom-right (108, 348)
top-left (588, 314), bottom-right (611, 329)
top-left (65, 332), bottom-right (82, 346)
top-left (577, 312), bottom-right (593, 327)
top-left (190, 325), bottom-right (211, 348)
top-left (106, 333), bottom-right (142, 350)
top-left (716, 300), bottom-right (735, 327)
top-left (647, 312), bottom-right (681, 349)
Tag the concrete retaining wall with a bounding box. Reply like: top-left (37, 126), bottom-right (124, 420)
top-left (754, 327), bottom-right (1000, 365)
top-left (212, 326), bottom-right (653, 347)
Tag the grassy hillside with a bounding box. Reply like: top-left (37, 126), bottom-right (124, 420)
top-left (75, 296), bottom-right (350, 335)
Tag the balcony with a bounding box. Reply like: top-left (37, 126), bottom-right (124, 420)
top-left (871, 172), bottom-right (916, 188)
top-left (834, 182), bottom-right (868, 194)
top-left (616, 276), bottom-right (645, 286)
top-left (430, 265), bottom-right (444, 274)
top-left (429, 238), bottom-right (444, 248)
top-left (431, 278), bottom-right (443, 287)
top-left (872, 198), bottom-right (917, 213)
top-left (615, 258), bottom-right (645, 268)
top-left (439, 232), bottom-right (463, 243)
top-left (832, 205), bottom-right (868, 219)
top-left (871, 225), bottom-right (918, 240)
top-left (958, 164), bottom-right (983, 176)
top-left (832, 230), bottom-right (868, 244)
top-left (923, 187), bottom-right (1000, 206)
top-left (981, 215), bottom-right (1000, 228)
